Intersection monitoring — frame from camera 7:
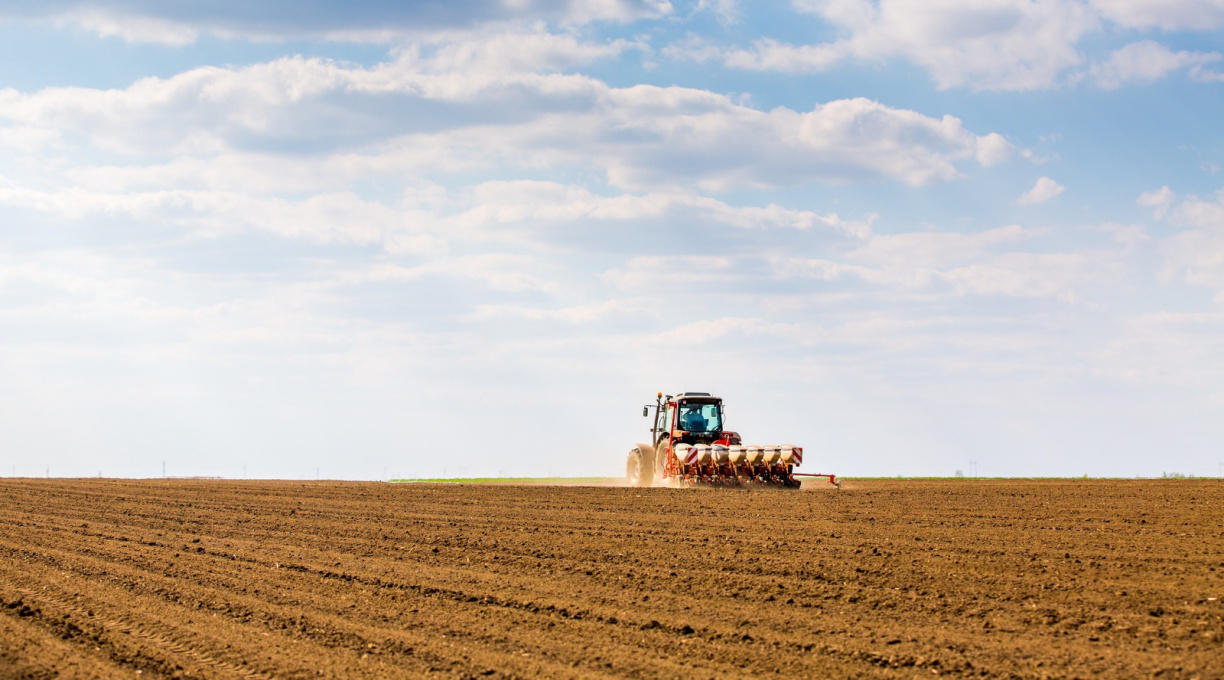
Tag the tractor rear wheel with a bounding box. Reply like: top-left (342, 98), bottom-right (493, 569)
top-left (654, 439), bottom-right (671, 484)
top-left (625, 451), bottom-right (641, 485)
top-left (626, 443), bottom-right (655, 487)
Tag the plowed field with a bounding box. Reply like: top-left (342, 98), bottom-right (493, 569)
top-left (1, 479), bottom-right (1221, 679)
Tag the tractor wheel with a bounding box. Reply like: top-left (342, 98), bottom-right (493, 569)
top-left (626, 443), bottom-right (655, 487)
top-left (625, 451), bottom-right (641, 485)
top-left (654, 440), bottom-right (673, 486)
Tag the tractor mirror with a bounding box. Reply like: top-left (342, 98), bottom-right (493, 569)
top-left (642, 406), bottom-right (649, 417)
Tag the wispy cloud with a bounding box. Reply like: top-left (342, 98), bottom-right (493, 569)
top-left (3, 0), bottom-right (675, 43)
top-left (676, 0), bottom-right (1224, 91)
top-left (1078, 40), bottom-right (1221, 88)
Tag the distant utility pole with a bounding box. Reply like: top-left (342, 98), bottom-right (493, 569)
top-left (969, 460), bottom-right (978, 477)
top-left (163, 461), bottom-right (166, 478)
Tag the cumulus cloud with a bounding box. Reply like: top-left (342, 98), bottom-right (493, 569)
top-left (0, 0), bottom-right (674, 42)
top-left (0, 45), bottom-right (1009, 190)
top-left (537, 93), bottom-right (1011, 189)
top-left (1017, 176), bottom-right (1065, 205)
top-left (0, 32), bottom-right (627, 156)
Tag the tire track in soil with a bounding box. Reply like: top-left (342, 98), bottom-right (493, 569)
top-left (1, 479), bottom-right (1223, 678)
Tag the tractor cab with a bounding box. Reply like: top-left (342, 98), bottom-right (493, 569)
top-left (661, 392), bottom-right (738, 447)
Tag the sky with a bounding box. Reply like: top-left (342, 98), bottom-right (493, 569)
top-left (2, 0), bottom-right (1223, 480)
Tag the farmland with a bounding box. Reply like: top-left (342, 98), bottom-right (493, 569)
top-left (1, 478), bottom-right (1221, 678)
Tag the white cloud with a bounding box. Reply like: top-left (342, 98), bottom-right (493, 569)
top-left (601, 224), bottom-right (1116, 304)
top-left (0, 178), bottom-right (460, 253)
top-left (1081, 40), bottom-right (1221, 88)
top-left (566, 93), bottom-right (1011, 189)
top-left (1138, 185), bottom-right (1175, 217)
top-left (466, 297), bottom-right (657, 324)
top-left (694, 0), bottom-right (741, 25)
top-left (839, 226), bottom-right (1112, 301)
top-left (0, 34), bottom-right (623, 156)
top-left (1163, 228), bottom-right (1224, 292)
top-left (0, 46), bottom-right (1009, 190)
top-left (720, 39), bottom-right (845, 72)
top-left (686, 0), bottom-right (1224, 91)
top-left (713, 0), bottom-right (1101, 91)
top-left (0, 125), bottom-right (61, 152)
top-left (1147, 187), bottom-right (1224, 296)
top-left (1017, 176), bottom-right (1065, 205)
top-left (603, 255), bottom-right (739, 290)
top-left (649, 316), bottom-right (809, 345)
top-left (975, 133), bottom-right (1014, 167)
top-left (359, 255), bottom-right (560, 294)
top-left (1091, 222), bottom-right (1149, 249)
top-left (455, 181), bottom-right (871, 236)
top-left (1091, 0), bottom-right (1224, 30)
top-left (847, 225), bottom-right (1032, 269)
top-left (53, 9), bottom-right (199, 46)
top-left (941, 252), bottom-right (1102, 301)
top-left (1190, 65), bottom-right (1224, 82)
top-left (1094, 311), bottom-right (1224, 388)
top-left (0, 171), bottom-right (872, 251)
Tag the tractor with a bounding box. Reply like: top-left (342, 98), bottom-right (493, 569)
top-left (626, 392), bottom-right (836, 488)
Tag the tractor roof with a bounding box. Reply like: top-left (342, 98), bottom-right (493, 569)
top-left (674, 392), bottom-right (721, 403)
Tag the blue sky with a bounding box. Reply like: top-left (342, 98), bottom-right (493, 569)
top-left (2, 0), bottom-right (1223, 480)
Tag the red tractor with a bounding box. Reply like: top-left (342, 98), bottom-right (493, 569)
top-left (626, 392), bottom-right (836, 488)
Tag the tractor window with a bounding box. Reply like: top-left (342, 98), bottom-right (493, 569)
top-left (678, 402), bottom-right (722, 433)
top-left (656, 405), bottom-right (671, 435)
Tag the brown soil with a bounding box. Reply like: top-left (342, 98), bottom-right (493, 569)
top-left (0, 478), bottom-right (1221, 678)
